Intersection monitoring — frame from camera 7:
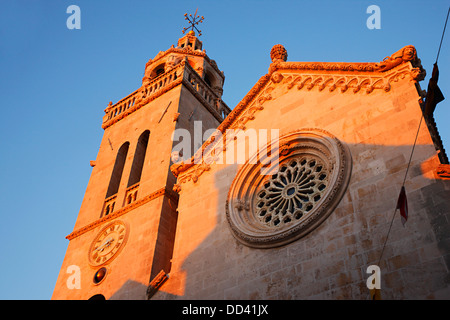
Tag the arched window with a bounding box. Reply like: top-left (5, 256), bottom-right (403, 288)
top-left (127, 130), bottom-right (150, 187)
top-left (105, 142), bottom-right (130, 198)
top-left (156, 68), bottom-right (165, 77)
top-left (105, 204), bottom-right (111, 216)
top-left (88, 294), bottom-right (105, 300)
top-left (204, 74), bottom-right (212, 87)
top-left (150, 63), bottom-right (165, 79)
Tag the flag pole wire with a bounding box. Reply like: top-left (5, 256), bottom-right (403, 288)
top-left (376, 115), bottom-right (423, 268)
top-left (368, 7), bottom-right (449, 299)
top-left (366, 115), bottom-right (423, 300)
top-left (435, 6), bottom-right (450, 63)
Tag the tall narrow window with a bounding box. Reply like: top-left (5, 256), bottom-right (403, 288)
top-left (106, 142), bottom-right (130, 198)
top-left (128, 130), bottom-right (150, 187)
top-left (204, 74), bottom-right (212, 87)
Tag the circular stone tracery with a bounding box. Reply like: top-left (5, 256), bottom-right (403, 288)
top-left (226, 129), bottom-right (352, 248)
top-left (256, 156), bottom-right (329, 228)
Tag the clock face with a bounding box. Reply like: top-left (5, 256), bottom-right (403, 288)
top-left (88, 221), bottom-right (128, 267)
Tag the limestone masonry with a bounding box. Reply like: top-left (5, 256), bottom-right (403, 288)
top-left (52, 30), bottom-right (450, 300)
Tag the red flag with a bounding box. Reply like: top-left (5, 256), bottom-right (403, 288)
top-left (396, 186), bottom-right (408, 226)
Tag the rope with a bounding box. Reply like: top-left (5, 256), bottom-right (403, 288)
top-left (377, 5), bottom-right (448, 267)
top-left (376, 115), bottom-right (423, 268)
top-left (366, 115), bottom-right (423, 300)
top-left (368, 7), bottom-right (449, 299)
top-left (436, 7), bottom-right (450, 63)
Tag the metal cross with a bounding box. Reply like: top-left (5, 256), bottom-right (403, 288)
top-left (182, 8), bottom-right (204, 36)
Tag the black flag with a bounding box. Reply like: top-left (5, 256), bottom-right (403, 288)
top-left (424, 63), bottom-right (445, 117)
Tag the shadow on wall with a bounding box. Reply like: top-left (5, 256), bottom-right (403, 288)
top-left (108, 279), bottom-right (149, 300)
top-left (111, 142), bottom-right (450, 300)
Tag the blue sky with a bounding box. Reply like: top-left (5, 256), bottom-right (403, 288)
top-left (0, 0), bottom-right (448, 299)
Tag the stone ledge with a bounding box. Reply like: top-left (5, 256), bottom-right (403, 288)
top-left (436, 164), bottom-right (450, 180)
top-left (66, 187), bottom-right (178, 240)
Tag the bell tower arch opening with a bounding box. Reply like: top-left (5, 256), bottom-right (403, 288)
top-left (106, 142), bottom-right (130, 199)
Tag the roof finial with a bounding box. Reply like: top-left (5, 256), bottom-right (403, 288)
top-left (270, 44), bottom-right (288, 63)
top-left (182, 8), bottom-right (204, 36)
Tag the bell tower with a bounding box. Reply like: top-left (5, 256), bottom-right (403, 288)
top-left (52, 20), bottom-right (231, 299)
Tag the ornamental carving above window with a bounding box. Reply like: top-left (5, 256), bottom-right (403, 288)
top-left (226, 129), bottom-right (352, 248)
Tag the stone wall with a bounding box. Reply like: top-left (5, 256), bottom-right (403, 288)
top-left (156, 62), bottom-right (450, 299)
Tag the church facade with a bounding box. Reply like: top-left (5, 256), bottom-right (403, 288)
top-left (52, 29), bottom-right (450, 300)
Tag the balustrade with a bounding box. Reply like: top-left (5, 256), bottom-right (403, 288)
top-left (125, 182), bottom-right (139, 205)
top-left (103, 194), bottom-right (117, 216)
top-left (103, 61), bottom-right (231, 126)
top-left (183, 63), bottom-right (231, 120)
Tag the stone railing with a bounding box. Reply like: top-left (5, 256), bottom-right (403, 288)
top-left (141, 66), bottom-right (181, 101)
top-left (103, 89), bottom-right (140, 123)
top-left (103, 194), bottom-right (117, 217)
top-left (183, 62), bottom-right (231, 120)
top-left (219, 100), bottom-right (231, 119)
top-left (102, 183), bottom-right (139, 217)
top-left (102, 65), bottom-right (183, 128)
top-left (124, 182), bottom-right (139, 205)
top-left (102, 60), bottom-right (231, 129)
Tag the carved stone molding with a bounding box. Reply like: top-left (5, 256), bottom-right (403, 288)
top-left (269, 64), bottom-right (420, 95)
top-left (269, 60), bottom-right (377, 75)
top-left (149, 46), bottom-right (225, 80)
top-left (436, 164), bottom-right (450, 179)
top-left (102, 76), bottom-right (183, 130)
top-left (66, 187), bottom-right (179, 240)
top-left (170, 46), bottom-right (425, 184)
top-left (146, 269), bottom-right (169, 299)
top-left (170, 75), bottom-right (274, 183)
top-left (267, 45), bottom-right (425, 77)
top-left (170, 64), bottom-right (418, 186)
top-left (173, 163), bottom-right (211, 192)
top-left (374, 45), bottom-right (424, 73)
top-left (221, 73), bottom-right (272, 129)
top-left (225, 129), bottom-right (352, 248)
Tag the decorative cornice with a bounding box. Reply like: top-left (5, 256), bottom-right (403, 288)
top-left (219, 74), bottom-right (272, 133)
top-left (169, 74), bottom-right (271, 175)
top-left (266, 45), bottom-right (424, 76)
top-left (102, 58), bottom-right (230, 130)
top-left (151, 47), bottom-right (207, 63)
top-left (148, 46), bottom-right (225, 80)
top-left (170, 52), bottom-right (425, 184)
top-left (375, 45), bottom-right (424, 73)
top-left (102, 75), bottom-right (183, 130)
top-left (173, 163), bottom-right (210, 192)
top-left (269, 61), bottom-right (378, 74)
top-left (268, 60), bottom-right (425, 82)
top-left (66, 187), bottom-right (179, 240)
top-left (268, 63), bottom-right (420, 95)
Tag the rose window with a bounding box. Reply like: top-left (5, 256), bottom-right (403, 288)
top-left (226, 129), bottom-right (352, 248)
top-left (256, 157), bottom-right (329, 228)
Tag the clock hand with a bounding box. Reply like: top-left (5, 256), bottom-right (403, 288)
top-left (95, 237), bottom-right (115, 252)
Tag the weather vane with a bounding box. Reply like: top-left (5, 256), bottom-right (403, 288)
top-left (182, 8), bottom-right (204, 36)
